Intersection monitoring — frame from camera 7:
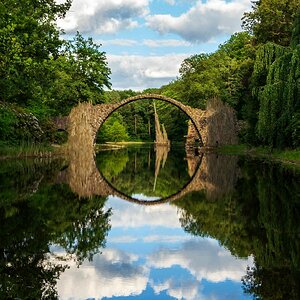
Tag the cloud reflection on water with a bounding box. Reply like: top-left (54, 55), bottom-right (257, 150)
top-left (57, 248), bottom-right (149, 299)
top-left (106, 195), bottom-right (182, 228)
top-left (57, 197), bottom-right (253, 299)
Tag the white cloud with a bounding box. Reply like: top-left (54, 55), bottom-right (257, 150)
top-left (143, 234), bottom-right (191, 243)
top-left (131, 193), bottom-right (160, 200)
top-left (57, 0), bottom-right (149, 34)
top-left (106, 196), bottom-right (182, 228)
top-left (55, 239), bottom-right (253, 299)
top-left (56, 239), bottom-right (252, 299)
top-left (146, 0), bottom-right (252, 42)
top-left (57, 248), bottom-right (149, 299)
top-left (109, 235), bottom-right (139, 243)
top-left (151, 278), bottom-right (200, 300)
top-left (106, 53), bottom-right (190, 90)
top-left (147, 239), bottom-right (253, 283)
top-left (102, 38), bottom-right (191, 48)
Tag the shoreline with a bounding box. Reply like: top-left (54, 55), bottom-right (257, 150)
top-left (1, 143), bottom-right (299, 170)
top-left (216, 144), bottom-right (300, 170)
top-left (0, 144), bottom-right (65, 160)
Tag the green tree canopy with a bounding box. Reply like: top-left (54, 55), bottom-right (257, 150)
top-left (0, 0), bottom-right (71, 104)
top-left (242, 0), bottom-right (300, 46)
top-left (250, 11), bottom-right (300, 148)
top-left (162, 32), bottom-right (255, 112)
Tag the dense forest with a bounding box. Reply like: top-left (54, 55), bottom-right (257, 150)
top-left (0, 0), bottom-right (299, 148)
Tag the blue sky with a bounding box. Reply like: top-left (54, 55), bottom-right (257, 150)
top-left (57, 0), bottom-right (252, 90)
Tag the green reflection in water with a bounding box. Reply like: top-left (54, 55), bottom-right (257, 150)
top-left (0, 159), bottom-right (111, 299)
top-left (96, 145), bottom-right (191, 199)
top-left (174, 157), bottom-right (300, 300)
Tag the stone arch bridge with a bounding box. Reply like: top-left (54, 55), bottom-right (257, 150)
top-left (66, 94), bottom-right (209, 156)
top-left (65, 93), bottom-right (238, 156)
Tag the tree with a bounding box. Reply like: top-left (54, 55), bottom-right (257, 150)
top-left (250, 11), bottom-right (300, 148)
top-left (47, 33), bottom-right (111, 115)
top-left (63, 32), bottom-right (111, 103)
top-left (0, 159), bottom-right (111, 298)
top-left (98, 113), bottom-right (129, 142)
top-left (0, 1), bottom-right (111, 120)
top-left (242, 0), bottom-right (300, 46)
top-left (162, 32), bottom-right (255, 112)
top-left (0, 0), bottom-right (71, 105)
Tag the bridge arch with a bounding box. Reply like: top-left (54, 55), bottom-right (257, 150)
top-left (95, 94), bottom-right (204, 145)
top-left (63, 95), bottom-right (239, 203)
top-left (67, 94), bottom-right (206, 156)
top-left (67, 93), bottom-right (238, 156)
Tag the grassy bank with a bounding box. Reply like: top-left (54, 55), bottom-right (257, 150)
top-left (217, 144), bottom-right (300, 168)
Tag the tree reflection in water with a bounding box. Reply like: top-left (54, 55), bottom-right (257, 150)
top-left (174, 158), bottom-right (300, 300)
top-left (0, 159), bottom-right (111, 299)
top-left (0, 148), bottom-right (300, 299)
top-left (97, 146), bottom-right (239, 201)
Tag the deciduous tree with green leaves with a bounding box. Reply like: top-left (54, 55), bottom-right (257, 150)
top-left (242, 0), bottom-right (299, 46)
top-left (0, 0), bottom-right (71, 105)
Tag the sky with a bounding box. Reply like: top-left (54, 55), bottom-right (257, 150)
top-left (57, 0), bottom-right (253, 90)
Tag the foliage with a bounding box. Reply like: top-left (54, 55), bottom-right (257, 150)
top-left (291, 10), bottom-right (300, 48)
top-left (98, 113), bottom-right (129, 143)
top-left (97, 146), bottom-right (190, 198)
top-left (0, 158), bottom-right (111, 298)
top-left (113, 99), bottom-right (154, 142)
top-left (252, 14), bottom-right (300, 147)
top-left (242, 263), bottom-right (300, 300)
top-left (97, 149), bottom-right (129, 180)
top-left (98, 93), bottom-right (189, 142)
top-left (241, 10), bottom-right (300, 148)
top-left (0, 103), bottom-right (18, 143)
top-left (47, 32), bottom-right (111, 114)
top-left (0, 0), bottom-right (299, 151)
top-left (155, 5), bottom-right (300, 150)
top-left (161, 32), bottom-right (256, 115)
top-left (0, 102), bottom-right (45, 144)
top-left (242, 0), bottom-right (299, 46)
top-left (175, 157), bottom-right (300, 299)
top-left (104, 89), bottom-right (137, 103)
top-left (0, 0), bottom-right (111, 147)
top-left (0, 0), bottom-right (71, 105)
top-left (154, 100), bottom-right (189, 142)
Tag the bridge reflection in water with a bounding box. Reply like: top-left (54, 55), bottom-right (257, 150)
top-left (58, 145), bottom-right (239, 205)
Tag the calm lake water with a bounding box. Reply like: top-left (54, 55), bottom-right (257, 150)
top-left (1, 145), bottom-right (300, 299)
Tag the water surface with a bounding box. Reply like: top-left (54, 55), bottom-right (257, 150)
top-left (0, 145), bottom-right (299, 299)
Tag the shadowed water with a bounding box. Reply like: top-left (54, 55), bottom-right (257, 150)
top-left (0, 145), bottom-right (299, 299)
